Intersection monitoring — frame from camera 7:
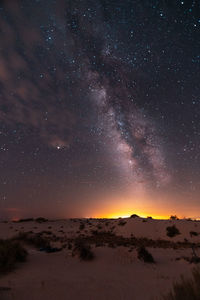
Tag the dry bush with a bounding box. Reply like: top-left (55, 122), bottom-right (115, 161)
top-left (190, 231), bottom-right (198, 237)
top-left (35, 217), bottom-right (48, 223)
top-left (68, 243), bottom-right (72, 250)
top-left (162, 268), bottom-right (200, 300)
top-left (0, 239), bottom-right (27, 274)
top-left (118, 220), bottom-right (127, 226)
top-left (14, 218), bottom-right (34, 223)
top-left (79, 223), bottom-right (85, 230)
top-left (166, 225), bottom-right (180, 237)
top-left (137, 246), bottom-right (155, 263)
top-left (15, 232), bottom-right (50, 249)
top-left (170, 215), bottom-right (179, 220)
top-left (73, 240), bottom-right (94, 261)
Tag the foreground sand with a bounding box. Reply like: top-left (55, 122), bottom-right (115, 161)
top-left (0, 217), bottom-right (200, 300)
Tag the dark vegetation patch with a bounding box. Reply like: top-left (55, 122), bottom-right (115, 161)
top-left (166, 225), bottom-right (180, 237)
top-left (79, 223), bottom-right (85, 230)
top-left (72, 240), bottom-right (94, 261)
top-left (190, 231), bottom-right (199, 237)
top-left (118, 220), bottom-right (127, 226)
top-left (176, 256), bottom-right (200, 264)
top-left (0, 286), bottom-right (11, 291)
top-left (14, 232), bottom-right (61, 253)
top-left (70, 231), bottom-right (199, 250)
top-left (13, 218), bottom-right (34, 223)
top-left (35, 217), bottom-right (48, 223)
top-left (68, 243), bottom-right (72, 250)
top-left (161, 267), bottom-right (200, 300)
top-left (12, 217), bottom-right (48, 223)
top-left (0, 239), bottom-right (27, 274)
top-left (15, 232), bottom-right (50, 249)
top-left (137, 246), bottom-right (155, 263)
top-left (170, 215), bottom-right (179, 220)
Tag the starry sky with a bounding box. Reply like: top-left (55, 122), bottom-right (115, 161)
top-left (0, 0), bottom-right (200, 220)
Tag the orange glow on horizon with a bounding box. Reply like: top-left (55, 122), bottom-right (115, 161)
top-left (97, 213), bottom-right (170, 220)
top-left (84, 194), bottom-right (178, 220)
top-left (92, 208), bottom-right (170, 220)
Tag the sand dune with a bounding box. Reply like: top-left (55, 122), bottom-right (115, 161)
top-left (0, 217), bottom-right (200, 300)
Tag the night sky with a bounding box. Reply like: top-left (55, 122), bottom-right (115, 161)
top-left (0, 0), bottom-right (200, 220)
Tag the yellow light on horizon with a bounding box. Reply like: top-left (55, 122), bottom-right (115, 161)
top-left (95, 210), bottom-right (170, 220)
top-left (88, 195), bottom-right (179, 220)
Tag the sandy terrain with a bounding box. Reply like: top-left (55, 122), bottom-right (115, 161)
top-left (0, 217), bottom-right (200, 300)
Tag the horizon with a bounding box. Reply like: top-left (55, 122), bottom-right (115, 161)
top-left (3, 213), bottom-right (200, 222)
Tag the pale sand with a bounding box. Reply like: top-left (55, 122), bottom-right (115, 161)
top-left (0, 217), bottom-right (199, 300)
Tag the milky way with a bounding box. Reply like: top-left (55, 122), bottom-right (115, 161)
top-left (88, 69), bottom-right (170, 192)
top-left (0, 0), bottom-right (200, 219)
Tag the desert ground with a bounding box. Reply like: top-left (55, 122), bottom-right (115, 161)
top-left (0, 216), bottom-right (200, 300)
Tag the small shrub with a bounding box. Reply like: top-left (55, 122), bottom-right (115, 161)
top-left (190, 257), bottom-right (200, 264)
top-left (79, 223), bottom-right (85, 230)
top-left (166, 225), bottom-right (180, 238)
top-left (118, 220), bottom-right (127, 226)
top-left (170, 215), bottom-right (179, 220)
top-left (35, 217), bottom-right (48, 223)
top-left (16, 218), bottom-right (34, 223)
top-left (161, 268), bottom-right (200, 300)
top-left (73, 241), bottom-right (94, 261)
top-left (16, 232), bottom-right (50, 249)
top-left (0, 239), bottom-right (27, 274)
top-left (137, 246), bottom-right (155, 263)
top-left (190, 231), bottom-right (198, 237)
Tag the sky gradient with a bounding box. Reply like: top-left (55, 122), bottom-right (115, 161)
top-left (0, 0), bottom-right (200, 220)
